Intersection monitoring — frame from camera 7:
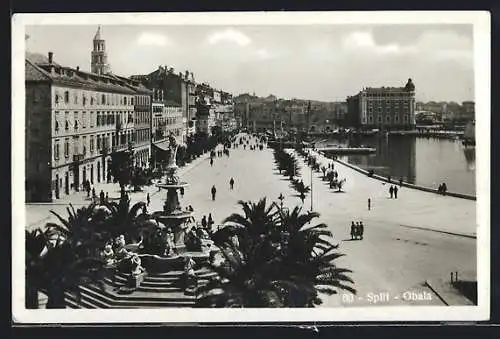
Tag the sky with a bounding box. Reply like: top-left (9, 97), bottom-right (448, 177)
top-left (25, 24), bottom-right (475, 102)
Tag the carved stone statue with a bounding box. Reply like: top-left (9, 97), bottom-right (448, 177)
top-left (130, 254), bottom-right (145, 276)
top-left (101, 244), bottom-right (115, 266)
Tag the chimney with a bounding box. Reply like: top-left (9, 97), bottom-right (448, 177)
top-left (48, 52), bottom-right (53, 64)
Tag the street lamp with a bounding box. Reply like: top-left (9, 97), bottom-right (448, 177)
top-left (310, 165), bottom-right (313, 212)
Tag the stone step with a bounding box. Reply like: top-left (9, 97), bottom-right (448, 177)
top-left (82, 284), bottom-right (196, 306)
top-left (65, 292), bottom-right (104, 309)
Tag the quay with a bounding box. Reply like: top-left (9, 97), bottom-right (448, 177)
top-left (316, 147), bottom-right (376, 154)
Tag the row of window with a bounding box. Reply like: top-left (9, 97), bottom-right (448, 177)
top-left (54, 111), bottom-right (135, 133)
top-left (364, 92), bottom-right (412, 97)
top-left (53, 131), bottom-right (138, 161)
top-left (362, 115), bottom-right (410, 124)
top-left (54, 89), bottom-right (138, 107)
top-left (135, 111), bottom-right (150, 125)
top-left (367, 106), bottom-right (410, 113)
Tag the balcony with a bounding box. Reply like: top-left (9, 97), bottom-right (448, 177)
top-left (112, 142), bottom-right (135, 153)
top-left (72, 154), bottom-right (84, 163)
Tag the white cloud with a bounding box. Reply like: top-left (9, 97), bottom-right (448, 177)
top-left (255, 48), bottom-right (273, 60)
top-left (137, 32), bottom-right (170, 46)
top-left (207, 28), bottom-right (251, 46)
top-left (342, 31), bottom-right (414, 55)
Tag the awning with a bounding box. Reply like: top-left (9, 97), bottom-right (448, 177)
top-left (152, 140), bottom-right (170, 152)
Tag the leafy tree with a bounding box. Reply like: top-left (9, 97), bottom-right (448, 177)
top-left (108, 146), bottom-right (135, 197)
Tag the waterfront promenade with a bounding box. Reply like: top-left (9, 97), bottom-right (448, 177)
top-left (24, 133), bottom-right (477, 307)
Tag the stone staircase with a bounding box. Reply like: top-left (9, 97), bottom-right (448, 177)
top-left (65, 267), bottom-right (218, 309)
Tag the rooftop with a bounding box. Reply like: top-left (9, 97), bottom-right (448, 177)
top-left (26, 53), bottom-right (137, 94)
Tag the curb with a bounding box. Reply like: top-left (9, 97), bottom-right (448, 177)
top-left (424, 279), bottom-right (475, 306)
top-left (315, 151), bottom-right (476, 201)
top-left (424, 280), bottom-right (449, 306)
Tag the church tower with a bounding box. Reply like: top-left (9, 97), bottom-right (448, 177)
top-left (91, 26), bottom-right (110, 75)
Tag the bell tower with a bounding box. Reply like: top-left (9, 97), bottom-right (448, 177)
top-left (91, 26), bottom-right (110, 75)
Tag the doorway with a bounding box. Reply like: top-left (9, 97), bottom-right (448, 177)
top-left (55, 174), bottom-right (60, 199)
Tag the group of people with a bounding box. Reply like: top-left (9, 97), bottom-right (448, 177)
top-left (209, 177), bottom-right (236, 200)
top-left (437, 182), bottom-right (448, 195)
top-left (200, 213), bottom-right (215, 231)
top-left (388, 185), bottom-right (399, 199)
top-left (350, 221), bottom-right (365, 240)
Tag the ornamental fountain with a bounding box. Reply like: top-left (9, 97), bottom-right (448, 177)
top-left (152, 134), bottom-right (196, 254)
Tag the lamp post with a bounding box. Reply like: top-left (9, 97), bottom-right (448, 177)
top-left (278, 193), bottom-right (285, 210)
top-left (310, 164), bottom-right (313, 212)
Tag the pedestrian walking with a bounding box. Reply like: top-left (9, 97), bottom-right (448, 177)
top-left (105, 192), bottom-right (109, 203)
top-left (208, 213), bottom-right (214, 230)
top-left (229, 177), bottom-right (235, 190)
top-left (359, 222), bottom-right (364, 240)
top-left (180, 187), bottom-right (185, 198)
top-left (147, 193), bottom-right (150, 206)
top-left (92, 187), bottom-right (96, 201)
top-left (210, 158), bottom-right (214, 167)
top-left (441, 182), bottom-right (448, 195)
top-left (350, 221), bottom-right (356, 240)
top-left (389, 185), bottom-right (394, 199)
top-left (394, 186), bottom-right (398, 199)
top-left (368, 198), bottom-right (371, 211)
top-left (99, 189), bottom-right (105, 205)
top-left (399, 177), bottom-right (403, 187)
top-left (201, 215), bottom-right (207, 229)
top-left (211, 185), bottom-right (217, 201)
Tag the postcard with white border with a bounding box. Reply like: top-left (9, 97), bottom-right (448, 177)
top-left (12, 11), bottom-right (490, 324)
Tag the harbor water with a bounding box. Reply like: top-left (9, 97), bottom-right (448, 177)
top-left (317, 135), bottom-right (476, 196)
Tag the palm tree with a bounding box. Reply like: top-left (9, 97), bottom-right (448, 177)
top-left (196, 199), bottom-right (356, 307)
top-left (101, 199), bottom-right (150, 241)
top-left (47, 203), bottom-right (105, 258)
top-left (25, 227), bottom-right (107, 309)
top-left (25, 228), bottom-right (50, 309)
top-left (273, 206), bottom-right (356, 306)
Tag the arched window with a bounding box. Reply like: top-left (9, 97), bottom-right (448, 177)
top-left (55, 121), bottom-right (59, 131)
top-left (102, 94), bottom-right (106, 105)
top-left (64, 91), bottom-right (69, 103)
top-left (74, 120), bottom-right (79, 130)
top-left (65, 120), bottom-right (69, 130)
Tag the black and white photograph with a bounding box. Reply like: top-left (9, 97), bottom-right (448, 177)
top-left (12, 11), bottom-right (490, 323)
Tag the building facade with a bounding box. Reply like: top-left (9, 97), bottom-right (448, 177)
top-left (131, 66), bottom-right (197, 140)
top-left (346, 78), bottom-right (416, 130)
top-left (26, 52), bottom-right (137, 202)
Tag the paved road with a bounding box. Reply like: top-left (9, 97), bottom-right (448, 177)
top-left (25, 133), bottom-right (477, 307)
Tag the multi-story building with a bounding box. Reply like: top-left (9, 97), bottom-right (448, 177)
top-left (164, 101), bottom-right (184, 141)
top-left (25, 52), bottom-right (137, 202)
top-left (195, 96), bottom-right (216, 134)
top-left (131, 66), bottom-right (197, 139)
top-left (152, 90), bottom-right (166, 143)
top-left (346, 78), bottom-right (416, 130)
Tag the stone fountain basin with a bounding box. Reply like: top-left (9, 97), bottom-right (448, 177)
top-left (156, 182), bottom-right (190, 189)
top-left (152, 210), bottom-right (195, 220)
top-left (137, 252), bottom-right (212, 273)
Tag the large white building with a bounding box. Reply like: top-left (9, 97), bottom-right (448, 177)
top-left (26, 52), bottom-right (138, 202)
